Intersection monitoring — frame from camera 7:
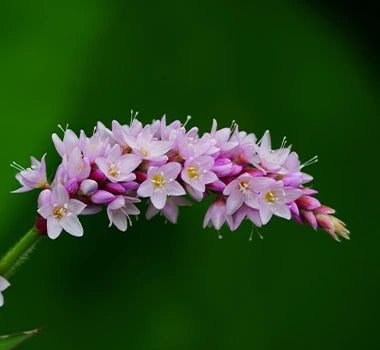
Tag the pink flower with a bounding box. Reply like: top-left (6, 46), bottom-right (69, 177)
top-left (79, 131), bottom-right (110, 163)
top-left (11, 154), bottom-right (48, 193)
top-left (52, 128), bottom-right (79, 157)
top-left (257, 181), bottom-right (303, 224)
top-left (146, 196), bottom-right (191, 223)
top-left (233, 205), bottom-right (262, 230)
top-left (252, 130), bottom-right (291, 172)
top-left (137, 162), bottom-right (185, 209)
top-left (203, 198), bottom-right (233, 230)
top-left (62, 147), bottom-right (91, 182)
top-left (223, 174), bottom-right (275, 215)
top-left (107, 195), bottom-right (140, 231)
top-left (37, 183), bottom-right (87, 239)
top-left (181, 156), bottom-right (218, 192)
top-left (0, 276), bottom-right (10, 307)
top-left (95, 145), bottom-right (141, 183)
top-left (122, 125), bottom-right (172, 162)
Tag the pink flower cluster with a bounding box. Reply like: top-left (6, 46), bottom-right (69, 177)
top-left (12, 115), bottom-right (349, 241)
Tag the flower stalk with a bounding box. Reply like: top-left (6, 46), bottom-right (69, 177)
top-left (0, 227), bottom-right (43, 278)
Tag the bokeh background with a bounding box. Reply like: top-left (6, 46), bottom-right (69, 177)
top-left (0, 1), bottom-right (379, 349)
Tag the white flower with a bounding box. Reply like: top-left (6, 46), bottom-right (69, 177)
top-left (0, 276), bottom-right (10, 307)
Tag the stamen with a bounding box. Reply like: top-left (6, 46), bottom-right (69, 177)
top-left (183, 115), bottom-right (192, 128)
top-left (280, 136), bottom-right (287, 149)
top-left (10, 161), bottom-right (25, 172)
top-left (301, 155), bottom-right (318, 169)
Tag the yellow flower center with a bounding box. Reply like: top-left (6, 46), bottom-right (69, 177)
top-left (152, 174), bottom-right (166, 188)
top-left (264, 190), bottom-right (275, 203)
top-left (140, 149), bottom-right (148, 156)
top-left (238, 180), bottom-right (249, 193)
top-left (187, 166), bottom-right (199, 179)
top-left (108, 164), bottom-right (120, 178)
top-left (53, 206), bottom-right (68, 219)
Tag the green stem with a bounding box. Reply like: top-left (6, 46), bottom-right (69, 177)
top-left (0, 227), bottom-right (43, 278)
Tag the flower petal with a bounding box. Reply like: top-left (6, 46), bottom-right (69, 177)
top-left (47, 217), bottom-right (63, 239)
top-left (60, 213), bottom-right (84, 237)
top-left (68, 199), bottom-right (87, 215)
top-left (151, 190), bottom-right (167, 209)
top-left (165, 181), bottom-right (186, 196)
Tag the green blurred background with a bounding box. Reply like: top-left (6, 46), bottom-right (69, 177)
top-left (0, 1), bottom-right (379, 349)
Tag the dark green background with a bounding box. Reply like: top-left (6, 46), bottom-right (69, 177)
top-left (0, 1), bottom-right (379, 349)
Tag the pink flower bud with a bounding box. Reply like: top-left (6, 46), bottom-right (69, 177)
top-left (301, 209), bottom-right (318, 229)
top-left (64, 178), bottom-right (78, 195)
top-left (296, 195), bottom-right (321, 210)
top-left (207, 179), bottom-right (226, 192)
top-left (302, 188), bottom-right (318, 195)
top-left (245, 168), bottom-right (265, 177)
top-left (121, 181), bottom-right (140, 191)
top-left (91, 190), bottom-right (115, 204)
top-left (315, 214), bottom-right (333, 230)
top-left (90, 168), bottom-right (107, 184)
top-left (103, 182), bottom-right (126, 195)
top-left (314, 205), bottom-right (335, 215)
top-left (135, 171), bottom-right (147, 183)
top-left (79, 179), bottom-right (98, 196)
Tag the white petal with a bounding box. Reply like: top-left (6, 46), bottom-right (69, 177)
top-left (0, 276), bottom-right (10, 292)
top-left (151, 190), bottom-right (167, 209)
top-left (0, 293), bottom-right (3, 307)
top-left (271, 203), bottom-right (291, 220)
top-left (259, 204), bottom-right (273, 225)
top-left (68, 199), bottom-right (87, 215)
top-left (47, 217), bottom-right (63, 239)
top-left (226, 191), bottom-right (244, 215)
top-left (52, 183), bottom-right (69, 205)
top-left (60, 213), bottom-right (83, 237)
top-left (110, 210), bottom-right (128, 231)
top-left (165, 181), bottom-right (186, 196)
top-left (282, 188), bottom-right (304, 203)
top-left (37, 204), bottom-right (53, 219)
top-left (137, 180), bottom-right (154, 197)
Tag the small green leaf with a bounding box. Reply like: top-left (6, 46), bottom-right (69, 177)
top-left (0, 327), bottom-right (42, 350)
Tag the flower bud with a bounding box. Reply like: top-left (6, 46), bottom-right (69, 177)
top-left (90, 168), bottom-right (107, 184)
top-left (64, 178), bottom-right (78, 195)
top-left (135, 171), bottom-right (147, 183)
top-left (296, 195), bottom-right (321, 210)
top-left (79, 179), bottom-right (98, 196)
top-left (121, 181), bottom-right (140, 191)
top-left (91, 190), bottom-right (115, 204)
top-left (212, 158), bottom-right (234, 177)
top-left (314, 205), bottom-right (335, 215)
top-left (301, 209), bottom-right (318, 229)
top-left (103, 182), bottom-right (126, 195)
top-left (207, 179), bottom-right (226, 192)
